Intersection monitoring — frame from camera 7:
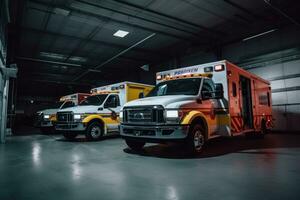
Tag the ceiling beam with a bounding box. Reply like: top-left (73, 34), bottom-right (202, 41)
top-left (16, 56), bottom-right (82, 67)
top-left (75, 0), bottom-right (206, 38)
top-left (263, 0), bottom-right (300, 27)
top-left (223, 0), bottom-right (263, 20)
top-left (111, 0), bottom-right (224, 36)
top-left (18, 78), bottom-right (94, 86)
top-left (73, 33), bottom-right (156, 81)
top-left (21, 26), bottom-right (165, 57)
top-left (28, 0), bottom-right (208, 44)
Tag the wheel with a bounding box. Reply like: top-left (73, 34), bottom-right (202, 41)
top-left (63, 132), bottom-right (78, 140)
top-left (86, 121), bottom-right (103, 141)
top-left (186, 124), bottom-right (206, 154)
top-left (125, 139), bottom-right (145, 151)
top-left (246, 120), bottom-right (266, 139)
top-left (259, 120), bottom-right (267, 138)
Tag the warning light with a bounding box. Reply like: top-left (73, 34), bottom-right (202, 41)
top-left (156, 75), bottom-right (162, 80)
top-left (214, 65), bottom-right (225, 72)
top-left (204, 66), bottom-right (213, 72)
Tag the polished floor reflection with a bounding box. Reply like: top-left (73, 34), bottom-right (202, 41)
top-left (1, 133), bottom-right (300, 200)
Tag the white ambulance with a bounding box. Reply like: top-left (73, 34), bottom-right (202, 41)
top-left (54, 82), bottom-right (153, 140)
top-left (120, 60), bottom-right (272, 154)
top-left (35, 93), bottom-right (90, 133)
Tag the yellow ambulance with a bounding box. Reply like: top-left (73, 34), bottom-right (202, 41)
top-left (54, 82), bottom-right (153, 140)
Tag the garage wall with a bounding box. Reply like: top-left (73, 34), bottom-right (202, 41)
top-left (0, 0), bottom-right (9, 142)
top-left (152, 25), bottom-right (300, 132)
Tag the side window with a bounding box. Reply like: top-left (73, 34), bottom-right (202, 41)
top-left (104, 95), bottom-right (120, 108)
top-left (202, 79), bottom-right (215, 93)
top-left (61, 101), bottom-right (75, 109)
top-left (202, 79), bottom-right (215, 98)
top-left (232, 82), bottom-right (237, 97)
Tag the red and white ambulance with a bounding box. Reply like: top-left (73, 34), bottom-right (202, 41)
top-left (120, 60), bottom-right (273, 153)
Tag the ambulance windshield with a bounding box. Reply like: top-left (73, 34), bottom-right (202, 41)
top-left (52, 102), bottom-right (64, 109)
top-left (79, 94), bottom-right (108, 106)
top-left (147, 78), bottom-right (202, 97)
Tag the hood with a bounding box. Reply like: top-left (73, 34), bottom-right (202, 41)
top-left (124, 95), bottom-right (196, 109)
top-left (58, 105), bottom-right (98, 114)
top-left (37, 108), bottom-right (59, 115)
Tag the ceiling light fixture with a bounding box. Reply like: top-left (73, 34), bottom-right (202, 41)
top-left (39, 52), bottom-right (87, 63)
top-left (113, 30), bottom-right (129, 38)
top-left (243, 29), bottom-right (277, 42)
top-left (53, 8), bottom-right (70, 16)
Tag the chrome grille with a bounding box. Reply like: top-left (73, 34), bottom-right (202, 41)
top-left (57, 112), bottom-right (73, 122)
top-left (123, 106), bottom-right (164, 124)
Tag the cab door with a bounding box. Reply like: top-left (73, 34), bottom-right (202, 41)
top-left (239, 75), bottom-right (254, 129)
top-left (103, 94), bottom-right (121, 131)
top-left (201, 79), bottom-right (218, 135)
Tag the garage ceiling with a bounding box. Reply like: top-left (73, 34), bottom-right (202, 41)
top-left (10, 0), bottom-right (300, 87)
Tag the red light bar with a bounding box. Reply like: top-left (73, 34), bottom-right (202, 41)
top-left (214, 64), bottom-right (225, 72)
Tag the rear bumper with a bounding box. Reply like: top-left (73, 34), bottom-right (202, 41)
top-left (120, 124), bottom-right (189, 142)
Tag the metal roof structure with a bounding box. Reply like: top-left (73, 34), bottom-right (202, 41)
top-left (8, 0), bottom-right (300, 93)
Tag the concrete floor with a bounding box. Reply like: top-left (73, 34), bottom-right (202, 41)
top-left (1, 133), bottom-right (300, 200)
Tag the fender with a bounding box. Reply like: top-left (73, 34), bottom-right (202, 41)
top-left (82, 114), bottom-right (108, 134)
top-left (181, 110), bottom-right (207, 125)
top-left (50, 115), bottom-right (57, 122)
top-left (181, 110), bottom-right (211, 134)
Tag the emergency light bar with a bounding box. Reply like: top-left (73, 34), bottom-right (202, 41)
top-left (157, 73), bottom-right (213, 81)
top-left (60, 96), bottom-right (76, 102)
top-left (92, 90), bottom-right (120, 95)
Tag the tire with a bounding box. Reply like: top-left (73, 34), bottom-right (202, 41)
top-left (63, 132), bottom-right (78, 140)
top-left (186, 124), bottom-right (206, 154)
top-left (125, 139), bottom-right (145, 151)
top-left (86, 121), bottom-right (103, 141)
top-left (259, 120), bottom-right (267, 138)
top-left (246, 120), bottom-right (266, 139)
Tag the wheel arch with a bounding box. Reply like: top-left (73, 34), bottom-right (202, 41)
top-left (83, 115), bottom-right (106, 133)
top-left (190, 116), bottom-right (209, 140)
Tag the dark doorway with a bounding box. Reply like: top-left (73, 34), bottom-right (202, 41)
top-left (240, 76), bottom-right (253, 129)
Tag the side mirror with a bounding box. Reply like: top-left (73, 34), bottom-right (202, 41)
top-left (98, 107), bottom-right (103, 111)
top-left (196, 97), bottom-right (202, 104)
top-left (201, 91), bottom-right (212, 100)
top-left (215, 83), bottom-right (224, 99)
top-left (138, 92), bottom-right (144, 98)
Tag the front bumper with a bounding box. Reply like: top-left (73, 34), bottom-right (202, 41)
top-left (35, 120), bottom-right (53, 128)
top-left (120, 124), bottom-right (189, 142)
top-left (55, 122), bottom-right (86, 132)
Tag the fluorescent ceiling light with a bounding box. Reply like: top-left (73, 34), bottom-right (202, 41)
top-left (243, 29), bottom-right (277, 41)
top-left (113, 30), bottom-right (129, 38)
top-left (69, 56), bottom-right (87, 62)
top-left (40, 52), bottom-right (65, 60)
top-left (54, 8), bottom-right (70, 16)
top-left (39, 52), bottom-right (87, 63)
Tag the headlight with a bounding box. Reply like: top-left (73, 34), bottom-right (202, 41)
top-left (166, 110), bottom-right (179, 118)
top-left (74, 114), bottom-right (82, 120)
top-left (119, 111), bottom-right (123, 119)
top-left (44, 115), bottom-right (50, 119)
